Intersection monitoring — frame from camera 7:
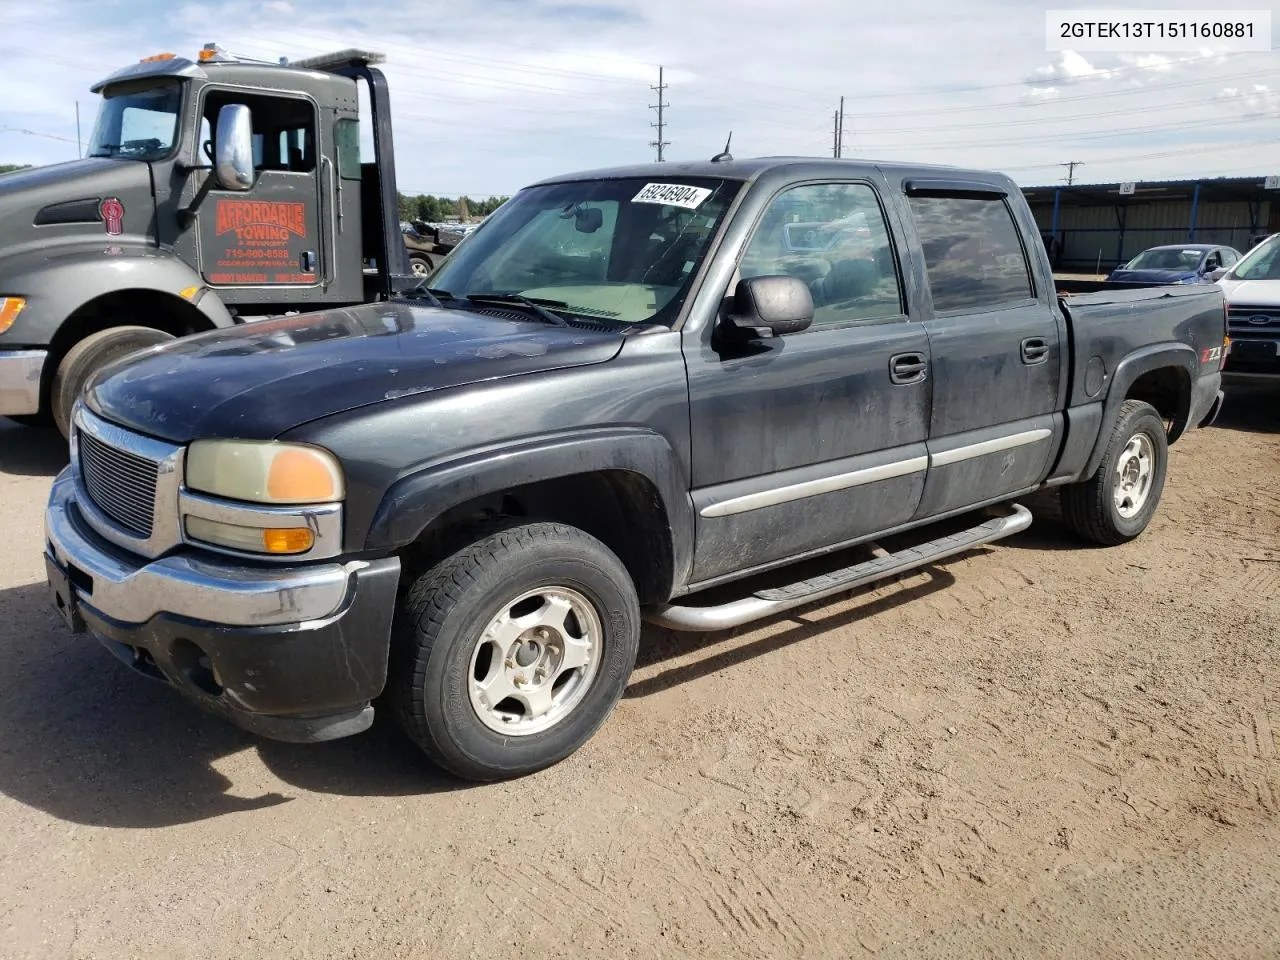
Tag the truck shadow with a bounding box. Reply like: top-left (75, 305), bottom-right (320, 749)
top-left (0, 581), bottom-right (465, 828)
top-left (1214, 383), bottom-right (1279, 434)
top-left (628, 562), bottom-right (958, 699)
top-left (0, 421), bottom-right (67, 478)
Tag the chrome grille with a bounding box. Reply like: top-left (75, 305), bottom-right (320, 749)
top-left (1228, 305), bottom-right (1280, 339)
top-left (78, 428), bottom-right (160, 538)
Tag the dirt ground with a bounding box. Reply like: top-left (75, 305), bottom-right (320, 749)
top-left (1, 386), bottom-right (1277, 959)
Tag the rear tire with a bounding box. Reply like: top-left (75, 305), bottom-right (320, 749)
top-left (391, 521), bottom-right (641, 781)
top-left (51, 326), bottom-right (175, 438)
top-left (1060, 399), bottom-right (1168, 546)
top-left (409, 254), bottom-right (433, 277)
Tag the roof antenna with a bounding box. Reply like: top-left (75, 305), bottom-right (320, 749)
top-left (710, 131), bottom-right (733, 163)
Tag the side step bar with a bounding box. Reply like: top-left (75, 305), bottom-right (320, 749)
top-left (645, 504), bottom-right (1033, 632)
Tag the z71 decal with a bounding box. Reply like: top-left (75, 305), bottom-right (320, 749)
top-left (1201, 345), bottom-right (1223, 363)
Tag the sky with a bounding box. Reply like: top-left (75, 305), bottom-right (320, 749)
top-left (0, 0), bottom-right (1276, 195)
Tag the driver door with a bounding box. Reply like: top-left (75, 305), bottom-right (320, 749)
top-left (684, 180), bottom-right (932, 586)
top-left (194, 91), bottom-right (323, 297)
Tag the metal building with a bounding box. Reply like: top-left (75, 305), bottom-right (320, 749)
top-left (1022, 176), bottom-right (1279, 274)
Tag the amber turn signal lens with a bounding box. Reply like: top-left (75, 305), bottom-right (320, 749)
top-left (263, 528), bottom-right (315, 554)
top-left (0, 297), bottom-right (26, 334)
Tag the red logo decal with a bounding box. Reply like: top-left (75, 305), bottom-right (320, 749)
top-left (214, 200), bottom-right (308, 240)
top-left (100, 197), bottom-right (124, 236)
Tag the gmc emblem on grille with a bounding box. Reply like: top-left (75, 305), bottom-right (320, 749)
top-left (1247, 314), bottom-right (1272, 325)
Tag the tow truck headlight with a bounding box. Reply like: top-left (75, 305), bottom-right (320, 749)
top-left (186, 440), bottom-right (345, 504)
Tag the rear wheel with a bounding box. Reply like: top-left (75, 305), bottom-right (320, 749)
top-left (1060, 399), bottom-right (1168, 545)
top-left (409, 254), bottom-right (433, 277)
top-left (51, 326), bottom-right (175, 438)
top-left (391, 521), bottom-right (641, 781)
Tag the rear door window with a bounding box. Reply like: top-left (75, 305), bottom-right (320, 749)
top-left (907, 195), bottom-right (1033, 312)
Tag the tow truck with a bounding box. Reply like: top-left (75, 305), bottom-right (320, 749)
top-left (0, 43), bottom-right (415, 437)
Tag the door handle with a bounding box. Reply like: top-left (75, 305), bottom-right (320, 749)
top-left (1021, 337), bottom-right (1050, 364)
top-left (889, 352), bottom-right (927, 385)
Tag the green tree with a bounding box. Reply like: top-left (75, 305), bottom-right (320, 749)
top-left (0, 164), bottom-right (31, 175)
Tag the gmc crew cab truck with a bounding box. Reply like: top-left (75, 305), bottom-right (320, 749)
top-left (0, 45), bottom-right (413, 438)
top-left (44, 158), bottom-right (1228, 782)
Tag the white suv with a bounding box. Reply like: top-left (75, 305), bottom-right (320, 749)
top-left (1218, 234), bottom-right (1280, 382)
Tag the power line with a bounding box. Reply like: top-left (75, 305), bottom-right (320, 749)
top-left (649, 65), bottom-right (670, 162)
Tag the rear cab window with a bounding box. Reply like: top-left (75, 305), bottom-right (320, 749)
top-left (906, 194), bottom-right (1033, 312)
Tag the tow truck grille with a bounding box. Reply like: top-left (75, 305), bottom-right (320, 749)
top-left (78, 429), bottom-right (159, 538)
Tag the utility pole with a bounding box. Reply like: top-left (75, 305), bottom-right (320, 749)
top-left (832, 109), bottom-right (839, 158)
top-left (1062, 160), bottom-right (1083, 185)
top-left (838, 96), bottom-right (845, 158)
top-left (75, 101), bottom-right (82, 158)
top-left (649, 66), bottom-right (670, 162)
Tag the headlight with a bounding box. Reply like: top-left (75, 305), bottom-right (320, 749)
top-left (186, 440), bottom-right (345, 504)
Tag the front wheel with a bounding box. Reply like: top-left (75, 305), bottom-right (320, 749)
top-left (1060, 399), bottom-right (1169, 545)
top-left (51, 326), bottom-right (176, 438)
top-left (391, 521), bottom-right (641, 781)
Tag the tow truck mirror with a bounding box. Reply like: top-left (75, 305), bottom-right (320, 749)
top-left (214, 104), bottom-right (255, 192)
top-left (722, 275), bottom-right (814, 340)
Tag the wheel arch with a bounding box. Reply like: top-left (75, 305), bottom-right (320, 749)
top-left (1081, 343), bottom-right (1195, 478)
top-left (365, 430), bottom-right (695, 605)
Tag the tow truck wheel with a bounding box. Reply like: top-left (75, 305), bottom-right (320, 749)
top-left (1060, 399), bottom-right (1169, 546)
top-left (390, 521), bottom-right (641, 782)
top-left (51, 326), bottom-right (176, 438)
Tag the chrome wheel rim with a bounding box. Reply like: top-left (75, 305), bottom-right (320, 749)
top-left (1114, 432), bottom-right (1154, 519)
top-left (468, 586), bottom-right (602, 736)
top-left (411, 259), bottom-right (430, 276)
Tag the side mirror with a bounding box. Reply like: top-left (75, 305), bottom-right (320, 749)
top-left (214, 103), bottom-right (255, 192)
top-left (722, 275), bottom-right (813, 340)
top-left (1206, 267), bottom-right (1227, 282)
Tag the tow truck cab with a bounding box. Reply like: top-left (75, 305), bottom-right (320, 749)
top-left (0, 43), bottom-right (410, 435)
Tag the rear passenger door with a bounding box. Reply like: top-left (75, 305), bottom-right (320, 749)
top-left (903, 185), bottom-right (1063, 519)
top-left (684, 180), bottom-right (932, 585)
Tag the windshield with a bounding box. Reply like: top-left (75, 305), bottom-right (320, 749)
top-left (428, 177), bottom-right (743, 326)
top-left (88, 81), bottom-right (182, 161)
top-left (1123, 247), bottom-right (1204, 272)
top-left (1229, 235), bottom-right (1280, 281)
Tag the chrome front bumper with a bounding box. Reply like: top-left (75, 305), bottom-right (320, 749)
top-left (0, 349), bottom-right (46, 416)
top-left (45, 467), bottom-right (368, 627)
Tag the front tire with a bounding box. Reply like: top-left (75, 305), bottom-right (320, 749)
top-left (51, 326), bottom-right (176, 438)
top-left (1060, 399), bottom-right (1168, 545)
top-left (391, 521), bottom-right (641, 781)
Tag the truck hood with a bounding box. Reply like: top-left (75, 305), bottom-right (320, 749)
top-left (84, 301), bottom-right (626, 442)
top-left (1218, 278), bottom-right (1280, 306)
top-left (0, 158), bottom-right (153, 249)
top-left (1106, 268), bottom-right (1201, 284)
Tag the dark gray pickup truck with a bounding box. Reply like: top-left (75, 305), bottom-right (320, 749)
top-left (44, 157), bottom-right (1228, 781)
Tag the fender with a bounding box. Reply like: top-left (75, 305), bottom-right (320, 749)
top-left (1080, 341), bottom-right (1196, 479)
top-left (365, 428), bottom-right (696, 593)
top-left (0, 247), bottom-right (234, 345)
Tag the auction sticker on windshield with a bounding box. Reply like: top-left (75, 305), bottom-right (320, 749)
top-left (632, 183), bottom-right (713, 209)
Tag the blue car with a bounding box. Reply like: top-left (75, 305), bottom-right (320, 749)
top-left (1108, 244), bottom-right (1242, 284)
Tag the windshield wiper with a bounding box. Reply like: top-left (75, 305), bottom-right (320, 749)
top-left (402, 283), bottom-right (455, 308)
top-left (465, 292), bottom-right (568, 327)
